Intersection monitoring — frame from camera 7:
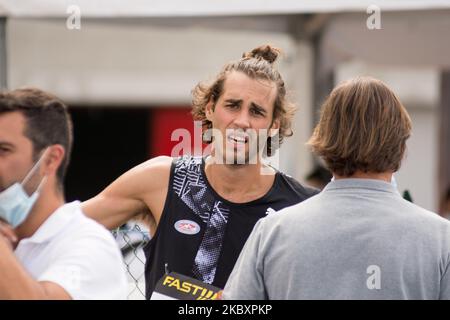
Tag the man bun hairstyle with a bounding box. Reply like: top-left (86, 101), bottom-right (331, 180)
top-left (192, 44), bottom-right (295, 156)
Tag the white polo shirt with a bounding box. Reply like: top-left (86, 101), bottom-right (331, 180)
top-left (14, 201), bottom-right (128, 300)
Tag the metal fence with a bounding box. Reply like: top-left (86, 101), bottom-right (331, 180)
top-left (112, 222), bottom-right (151, 300)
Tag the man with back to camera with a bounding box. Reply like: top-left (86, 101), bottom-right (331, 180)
top-left (82, 44), bottom-right (318, 298)
top-left (0, 88), bottom-right (127, 299)
top-left (223, 76), bottom-right (450, 300)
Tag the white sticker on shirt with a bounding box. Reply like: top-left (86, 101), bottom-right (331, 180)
top-left (174, 220), bottom-right (201, 235)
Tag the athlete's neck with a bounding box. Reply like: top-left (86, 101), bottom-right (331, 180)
top-left (204, 156), bottom-right (276, 203)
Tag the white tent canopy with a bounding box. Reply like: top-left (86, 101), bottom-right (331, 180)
top-left (319, 10), bottom-right (450, 73)
top-left (1, 0), bottom-right (450, 17)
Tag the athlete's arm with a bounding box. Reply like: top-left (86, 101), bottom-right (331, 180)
top-left (82, 156), bottom-right (172, 230)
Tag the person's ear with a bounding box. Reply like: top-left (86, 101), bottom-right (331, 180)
top-left (42, 145), bottom-right (65, 176)
top-left (205, 97), bottom-right (215, 122)
top-left (269, 118), bottom-right (280, 138)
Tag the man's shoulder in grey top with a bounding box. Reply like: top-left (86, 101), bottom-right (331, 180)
top-left (223, 179), bottom-right (450, 300)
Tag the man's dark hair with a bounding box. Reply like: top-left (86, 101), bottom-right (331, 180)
top-left (0, 87), bottom-right (73, 190)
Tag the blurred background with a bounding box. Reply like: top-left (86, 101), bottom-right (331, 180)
top-left (1, 0), bottom-right (450, 299)
top-left (1, 0), bottom-right (449, 213)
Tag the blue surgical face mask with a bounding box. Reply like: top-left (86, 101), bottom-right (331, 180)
top-left (0, 149), bottom-right (48, 228)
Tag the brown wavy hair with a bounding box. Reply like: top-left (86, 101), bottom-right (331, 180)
top-left (191, 45), bottom-right (296, 156)
top-left (307, 77), bottom-right (412, 176)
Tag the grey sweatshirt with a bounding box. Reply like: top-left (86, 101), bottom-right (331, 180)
top-left (223, 179), bottom-right (450, 300)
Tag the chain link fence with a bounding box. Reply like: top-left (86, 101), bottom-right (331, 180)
top-left (113, 222), bottom-right (151, 300)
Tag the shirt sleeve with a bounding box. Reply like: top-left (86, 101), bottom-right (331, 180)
top-left (37, 231), bottom-right (128, 300)
top-left (222, 218), bottom-right (268, 300)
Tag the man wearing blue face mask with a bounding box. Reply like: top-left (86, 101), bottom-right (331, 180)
top-left (0, 88), bottom-right (127, 299)
top-left (0, 148), bottom-right (48, 228)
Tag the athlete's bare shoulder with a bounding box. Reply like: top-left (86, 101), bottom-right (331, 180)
top-left (127, 155), bottom-right (173, 193)
top-left (82, 156), bottom-right (173, 229)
